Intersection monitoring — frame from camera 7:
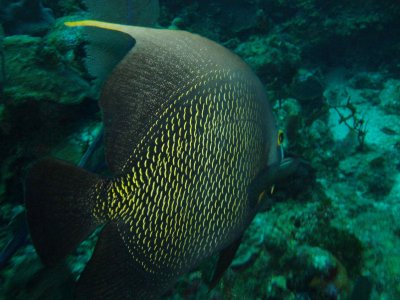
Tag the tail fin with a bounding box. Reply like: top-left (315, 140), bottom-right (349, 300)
top-left (25, 158), bottom-right (106, 266)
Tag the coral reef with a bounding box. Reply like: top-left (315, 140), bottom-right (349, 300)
top-left (0, 0), bottom-right (55, 36)
top-left (379, 79), bottom-right (400, 114)
top-left (234, 34), bottom-right (301, 89)
top-left (0, 0), bottom-right (399, 299)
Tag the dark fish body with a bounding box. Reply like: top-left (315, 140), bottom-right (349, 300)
top-left (97, 27), bottom-right (273, 270)
top-left (25, 21), bottom-right (285, 299)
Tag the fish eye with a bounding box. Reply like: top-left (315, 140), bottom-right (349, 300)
top-left (277, 130), bottom-right (284, 146)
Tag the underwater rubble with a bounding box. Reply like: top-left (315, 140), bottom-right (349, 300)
top-left (0, 0), bottom-right (399, 299)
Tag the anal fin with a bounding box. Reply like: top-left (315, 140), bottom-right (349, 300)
top-left (76, 223), bottom-right (170, 300)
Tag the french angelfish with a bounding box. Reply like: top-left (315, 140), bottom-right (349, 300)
top-left (25, 18), bottom-right (297, 300)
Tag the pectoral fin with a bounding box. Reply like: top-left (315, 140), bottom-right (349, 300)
top-left (249, 157), bottom-right (302, 209)
top-left (209, 236), bottom-right (242, 290)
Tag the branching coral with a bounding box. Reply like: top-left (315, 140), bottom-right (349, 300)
top-left (332, 96), bottom-right (368, 151)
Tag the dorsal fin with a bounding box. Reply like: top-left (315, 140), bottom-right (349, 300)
top-left (78, 1), bottom-right (159, 85)
top-left (85, 29), bottom-right (135, 87)
top-left (66, 21), bottom-right (137, 84)
top-left (65, 20), bottom-right (137, 36)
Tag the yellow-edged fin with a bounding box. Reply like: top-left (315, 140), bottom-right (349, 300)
top-left (64, 19), bottom-right (142, 82)
top-left (65, 20), bottom-right (134, 35)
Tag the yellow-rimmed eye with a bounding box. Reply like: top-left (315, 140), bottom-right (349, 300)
top-left (278, 130), bottom-right (284, 146)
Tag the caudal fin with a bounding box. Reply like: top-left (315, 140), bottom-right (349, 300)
top-left (25, 158), bottom-right (106, 265)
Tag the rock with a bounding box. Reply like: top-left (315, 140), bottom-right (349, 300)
top-left (265, 275), bottom-right (288, 299)
top-left (0, 0), bottom-right (55, 36)
top-left (379, 79), bottom-right (400, 114)
top-left (290, 68), bottom-right (325, 108)
top-left (168, 17), bottom-right (185, 30)
top-left (2, 22), bottom-right (89, 105)
top-left (160, 0), bottom-right (265, 43)
top-left (289, 246), bottom-right (351, 300)
top-left (364, 155), bottom-right (395, 197)
top-left (349, 72), bottom-right (385, 90)
top-left (235, 34), bottom-right (301, 85)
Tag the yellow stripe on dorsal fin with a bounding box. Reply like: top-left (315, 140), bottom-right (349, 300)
top-left (64, 19), bottom-right (140, 83)
top-left (65, 20), bottom-right (134, 35)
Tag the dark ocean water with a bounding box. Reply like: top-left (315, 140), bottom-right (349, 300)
top-left (0, 1), bottom-right (399, 299)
